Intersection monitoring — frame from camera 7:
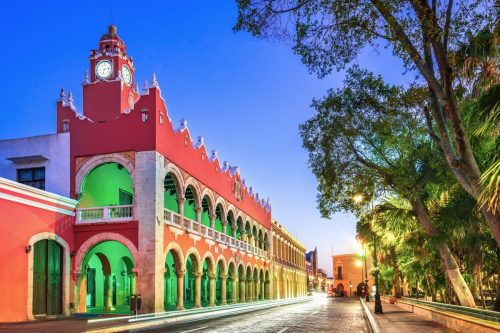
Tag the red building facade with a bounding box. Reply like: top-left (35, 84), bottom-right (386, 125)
top-left (0, 25), bottom-right (304, 322)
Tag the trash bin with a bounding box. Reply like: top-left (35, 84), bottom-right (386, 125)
top-left (130, 294), bottom-right (142, 315)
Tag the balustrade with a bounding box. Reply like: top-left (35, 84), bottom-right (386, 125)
top-left (76, 205), bottom-right (133, 223)
top-left (163, 208), bottom-right (268, 259)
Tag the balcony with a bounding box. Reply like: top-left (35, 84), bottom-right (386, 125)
top-left (76, 205), bottom-right (133, 223)
top-left (164, 208), bottom-right (269, 259)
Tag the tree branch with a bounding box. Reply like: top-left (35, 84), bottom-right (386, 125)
top-left (423, 106), bottom-right (441, 145)
top-left (370, 0), bottom-right (445, 100)
top-left (267, 0), bottom-right (312, 14)
top-left (443, 0), bottom-right (454, 51)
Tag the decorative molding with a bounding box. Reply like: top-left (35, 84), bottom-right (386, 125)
top-left (0, 177), bottom-right (77, 208)
top-left (0, 192), bottom-right (75, 216)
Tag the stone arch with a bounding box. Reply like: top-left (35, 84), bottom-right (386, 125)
top-left (214, 197), bottom-right (227, 217)
top-left (244, 219), bottom-right (252, 243)
top-left (235, 215), bottom-right (244, 240)
top-left (257, 228), bottom-right (263, 249)
top-left (245, 263), bottom-right (252, 275)
top-left (201, 251), bottom-right (217, 275)
top-left (227, 258), bottom-right (236, 276)
top-left (235, 209), bottom-right (244, 223)
top-left (200, 188), bottom-right (216, 214)
top-left (185, 247), bottom-right (202, 273)
top-left (184, 177), bottom-right (202, 209)
top-left (164, 241), bottom-right (186, 271)
top-left (95, 253), bottom-right (111, 275)
top-left (73, 234), bottom-right (137, 313)
top-left (237, 262), bottom-right (246, 278)
top-left (164, 165), bottom-right (184, 200)
top-left (27, 232), bottom-right (71, 319)
top-left (215, 255), bottom-right (227, 276)
top-left (74, 232), bottom-right (138, 275)
top-left (75, 153), bottom-right (134, 197)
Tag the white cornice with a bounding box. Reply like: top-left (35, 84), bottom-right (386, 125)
top-left (0, 177), bottom-right (77, 208)
top-left (0, 192), bottom-right (75, 216)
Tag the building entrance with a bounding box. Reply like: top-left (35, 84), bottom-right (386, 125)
top-left (33, 239), bottom-right (63, 316)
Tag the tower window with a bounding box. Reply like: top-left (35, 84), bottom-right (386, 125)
top-left (141, 110), bottom-right (148, 123)
top-left (17, 167), bottom-right (45, 190)
top-left (62, 120), bottom-right (69, 133)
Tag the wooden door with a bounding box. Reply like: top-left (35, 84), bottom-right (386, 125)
top-left (86, 269), bottom-right (96, 307)
top-left (33, 240), bottom-right (62, 316)
top-left (46, 240), bottom-right (62, 315)
top-left (33, 241), bottom-right (48, 315)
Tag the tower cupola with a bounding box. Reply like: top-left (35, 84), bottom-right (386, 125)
top-left (83, 25), bottom-right (137, 122)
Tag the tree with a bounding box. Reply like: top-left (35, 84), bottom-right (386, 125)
top-left (234, 0), bottom-right (500, 249)
top-left (300, 67), bottom-right (476, 306)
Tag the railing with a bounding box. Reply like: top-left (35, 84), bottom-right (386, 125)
top-left (401, 297), bottom-right (500, 323)
top-left (164, 208), bottom-right (269, 259)
top-left (76, 205), bottom-right (133, 223)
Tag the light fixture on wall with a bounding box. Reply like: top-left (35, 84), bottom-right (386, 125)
top-left (71, 250), bottom-right (77, 257)
top-left (25, 245), bottom-right (32, 253)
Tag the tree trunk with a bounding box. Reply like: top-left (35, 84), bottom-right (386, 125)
top-left (474, 262), bottom-right (487, 309)
top-left (437, 245), bottom-right (477, 307)
top-left (481, 206), bottom-right (500, 250)
top-left (411, 198), bottom-right (477, 308)
top-left (390, 246), bottom-right (402, 298)
top-left (471, 263), bottom-right (480, 300)
top-left (386, 0), bottom-right (500, 251)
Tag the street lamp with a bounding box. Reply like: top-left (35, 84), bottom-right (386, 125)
top-left (353, 193), bottom-right (382, 313)
top-left (373, 233), bottom-right (383, 313)
top-left (364, 245), bottom-right (369, 302)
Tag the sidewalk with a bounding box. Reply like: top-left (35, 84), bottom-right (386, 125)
top-left (363, 300), bottom-right (457, 333)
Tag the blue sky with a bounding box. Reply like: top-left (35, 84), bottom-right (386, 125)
top-left (0, 1), bottom-right (408, 275)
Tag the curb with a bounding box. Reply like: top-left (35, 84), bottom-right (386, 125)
top-left (360, 298), bottom-right (381, 333)
top-left (85, 298), bottom-right (312, 333)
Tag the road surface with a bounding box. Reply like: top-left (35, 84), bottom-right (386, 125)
top-left (138, 296), bottom-right (368, 333)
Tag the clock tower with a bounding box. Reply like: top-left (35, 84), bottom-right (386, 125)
top-left (83, 25), bottom-right (138, 122)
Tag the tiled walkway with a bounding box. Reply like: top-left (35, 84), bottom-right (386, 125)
top-left (367, 301), bottom-right (457, 332)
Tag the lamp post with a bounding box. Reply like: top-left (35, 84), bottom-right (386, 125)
top-left (373, 233), bottom-right (383, 313)
top-left (364, 245), bottom-right (369, 302)
top-left (353, 193), bottom-right (382, 312)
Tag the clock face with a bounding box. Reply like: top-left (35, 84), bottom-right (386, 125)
top-left (96, 60), bottom-right (112, 79)
top-left (122, 65), bottom-right (132, 85)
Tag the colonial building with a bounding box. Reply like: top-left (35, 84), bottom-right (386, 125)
top-left (306, 247), bottom-right (318, 290)
top-left (0, 25), bottom-right (305, 322)
top-left (271, 219), bottom-right (307, 299)
top-left (332, 253), bottom-right (374, 297)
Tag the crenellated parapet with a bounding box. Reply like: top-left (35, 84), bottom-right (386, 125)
top-left (57, 71), bottom-right (271, 229)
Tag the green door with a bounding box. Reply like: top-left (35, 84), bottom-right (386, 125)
top-left (33, 240), bottom-right (63, 316)
top-left (33, 241), bottom-right (47, 315)
top-left (86, 268), bottom-right (96, 307)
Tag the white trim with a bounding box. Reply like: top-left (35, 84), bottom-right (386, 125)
top-left (0, 192), bottom-right (75, 216)
top-left (0, 177), bottom-right (77, 208)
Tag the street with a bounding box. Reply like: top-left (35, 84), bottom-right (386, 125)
top-left (138, 296), bottom-right (368, 333)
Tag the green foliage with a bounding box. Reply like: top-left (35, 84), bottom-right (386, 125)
top-left (234, 0), bottom-right (494, 76)
top-left (300, 66), bottom-right (435, 217)
top-left (234, 0), bottom-right (499, 307)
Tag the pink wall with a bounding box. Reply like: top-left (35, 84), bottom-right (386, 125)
top-left (0, 196), bottom-right (74, 322)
